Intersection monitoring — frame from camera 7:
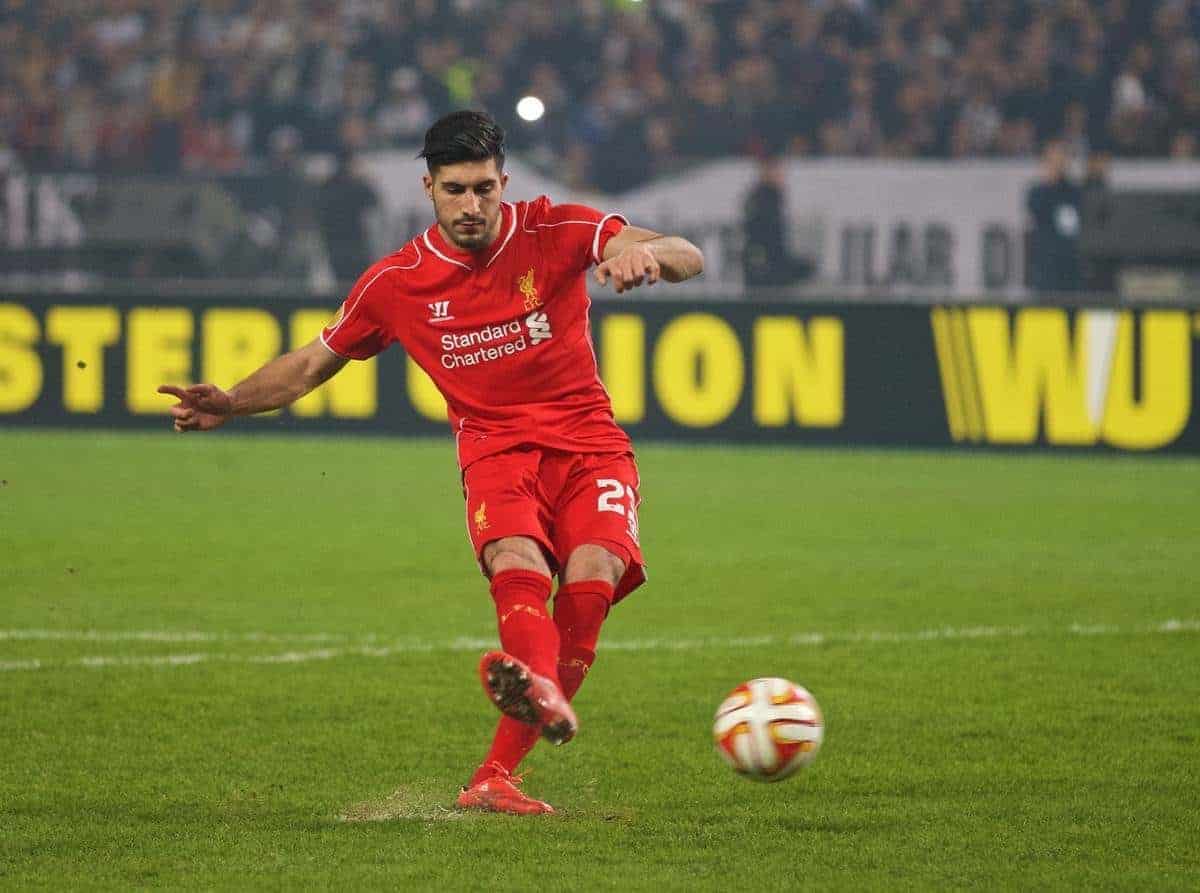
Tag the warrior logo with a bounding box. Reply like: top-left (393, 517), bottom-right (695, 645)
top-left (518, 268), bottom-right (541, 310)
top-left (525, 311), bottom-right (552, 345)
top-left (428, 300), bottom-right (454, 322)
top-left (474, 501), bottom-right (489, 533)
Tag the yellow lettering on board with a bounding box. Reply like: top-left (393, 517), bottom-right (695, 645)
top-left (0, 304), bottom-right (42, 413)
top-left (967, 308), bottom-right (1095, 445)
top-left (406, 356), bottom-right (447, 422)
top-left (288, 311), bottom-right (377, 418)
top-left (1102, 311), bottom-right (1190, 450)
top-left (752, 317), bottom-right (844, 427)
top-left (127, 308), bottom-right (193, 414)
top-left (600, 314), bottom-right (645, 423)
top-left (201, 309), bottom-right (281, 387)
top-left (653, 313), bottom-right (743, 427)
top-left (46, 306), bottom-right (120, 413)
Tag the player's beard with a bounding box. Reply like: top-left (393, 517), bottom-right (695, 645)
top-left (446, 214), bottom-right (497, 251)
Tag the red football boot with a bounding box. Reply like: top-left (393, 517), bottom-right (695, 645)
top-left (456, 763), bottom-right (555, 815)
top-left (477, 650), bottom-right (578, 745)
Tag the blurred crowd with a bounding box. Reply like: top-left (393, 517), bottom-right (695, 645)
top-left (2, 0), bottom-right (1199, 191)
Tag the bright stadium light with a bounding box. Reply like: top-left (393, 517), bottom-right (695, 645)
top-left (516, 95), bottom-right (545, 122)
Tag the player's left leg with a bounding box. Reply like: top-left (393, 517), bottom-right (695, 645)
top-left (460, 548), bottom-right (576, 814)
top-left (550, 450), bottom-right (647, 696)
top-left (458, 451), bottom-right (575, 813)
top-left (554, 544), bottom-right (624, 699)
top-left (476, 535), bottom-right (577, 746)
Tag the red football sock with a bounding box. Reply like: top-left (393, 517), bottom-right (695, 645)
top-left (549, 583), bottom-right (609, 700)
top-left (470, 718), bottom-right (541, 784)
top-left (470, 569), bottom-right (558, 784)
top-left (553, 580), bottom-right (613, 699)
top-left (489, 568), bottom-right (558, 680)
top-left (470, 578), bottom-right (614, 783)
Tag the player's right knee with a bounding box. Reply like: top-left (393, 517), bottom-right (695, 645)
top-left (483, 536), bottom-right (550, 577)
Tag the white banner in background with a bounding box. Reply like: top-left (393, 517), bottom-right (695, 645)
top-left (362, 152), bottom-right (1200, 299)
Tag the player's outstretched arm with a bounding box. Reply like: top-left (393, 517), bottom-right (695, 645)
top-left (158, 337), bottom-right (347, 433)
top-left (594, 225), bottom-right (704, 294)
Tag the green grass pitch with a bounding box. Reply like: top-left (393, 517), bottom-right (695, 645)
top-left (1, 430), bottom-right (1198, 890)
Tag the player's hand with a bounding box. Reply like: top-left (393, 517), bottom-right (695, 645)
top-left (594, 244), bottom-right (660, 294)
top-left (157, 384), bottom-right (234, 433)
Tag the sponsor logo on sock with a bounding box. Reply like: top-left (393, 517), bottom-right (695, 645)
top-left (499, 604), bottom-right (544, 623)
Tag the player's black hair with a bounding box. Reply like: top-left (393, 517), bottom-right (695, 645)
top-left (419, 110), bottom-right (506, 174)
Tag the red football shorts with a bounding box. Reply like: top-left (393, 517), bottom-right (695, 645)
top-left (462, 447), bottom-right (646, 602)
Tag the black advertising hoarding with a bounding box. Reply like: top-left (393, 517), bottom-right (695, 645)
top-left (1, 294), bottom-right (1197, 453)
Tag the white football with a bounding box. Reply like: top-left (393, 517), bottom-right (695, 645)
top-left (712, 677), bottom-right (823, 781)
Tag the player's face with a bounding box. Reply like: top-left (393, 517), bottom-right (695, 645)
top-left (424, 159), bottom-right (508, 252)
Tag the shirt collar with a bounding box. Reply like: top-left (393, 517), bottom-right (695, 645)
top-left (424, 202), bottom-right (514, 270)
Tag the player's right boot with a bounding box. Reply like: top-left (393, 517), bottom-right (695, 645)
top-left (456, 762), bottom-right (555, 815)
top-left (478, 650), bottom-right (578, 745)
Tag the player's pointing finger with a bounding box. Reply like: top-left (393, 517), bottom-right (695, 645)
top-left (157, 385), bottom-right (188, 401)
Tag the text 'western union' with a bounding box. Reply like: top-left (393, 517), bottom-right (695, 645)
top-left (0, 305), bottom-right (845, 429)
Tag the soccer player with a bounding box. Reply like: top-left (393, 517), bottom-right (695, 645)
top-left (158, 110), bottom-right (704, 815)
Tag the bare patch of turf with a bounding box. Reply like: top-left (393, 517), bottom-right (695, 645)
top-left (337, 787), bottom-right (471, 823)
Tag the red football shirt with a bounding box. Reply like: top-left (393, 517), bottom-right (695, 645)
top-left (321, 197), bottom-right (632, 469)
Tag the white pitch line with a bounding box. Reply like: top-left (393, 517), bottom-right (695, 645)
top-left (0, 620), bottom-right (1196, 673)
top-left (0, 659), bottom-right (42, 671)
top-left (0, 629), bottom-right (356, 644)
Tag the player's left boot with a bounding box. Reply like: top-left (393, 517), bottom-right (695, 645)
top-left (456, 762), bottom-right (555, 815)
top-left (478, 650), bottom-right (578, 745)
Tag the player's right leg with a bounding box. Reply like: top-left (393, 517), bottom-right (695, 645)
top-left (460, 538), bottom-right (576, 814)
top-left (478, 536), bottom-right (577, 745)
top-left (458, 452), bottom-right (578, 812)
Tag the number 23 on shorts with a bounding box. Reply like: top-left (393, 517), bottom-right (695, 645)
top-left (596, 478), bottom-right (640, 544)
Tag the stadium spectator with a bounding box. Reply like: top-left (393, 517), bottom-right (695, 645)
top-left (2, 0), bottom-right (1198, 189)
top-left (181, 116), bottom-right (243, 174)
top-left (1080, 149), bottom-right (1117, 292)
top-left (1026, 140), bottom-right (1084, 294)
top-left (373, 67), bottom-right (434, 147)
top-left (742, 156), bottom-right (814, 289)
top-left (315, 149), bottom-right (380, 283)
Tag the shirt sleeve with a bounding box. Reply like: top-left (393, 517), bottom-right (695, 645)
top-left (320, 265), bottom-right (394, 360)
top-left (537, 199), bottom-right (628, 272)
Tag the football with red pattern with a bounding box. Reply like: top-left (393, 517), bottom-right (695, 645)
top-left (712, 677), bottom-right (823, 781)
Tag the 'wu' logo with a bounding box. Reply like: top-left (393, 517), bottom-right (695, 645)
top-left (525, 311), bottom-right (552, 345)
top-left (929, 306), bottom-right (1191, 449)
top-left (428, 301), bottom-right (453, 322)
